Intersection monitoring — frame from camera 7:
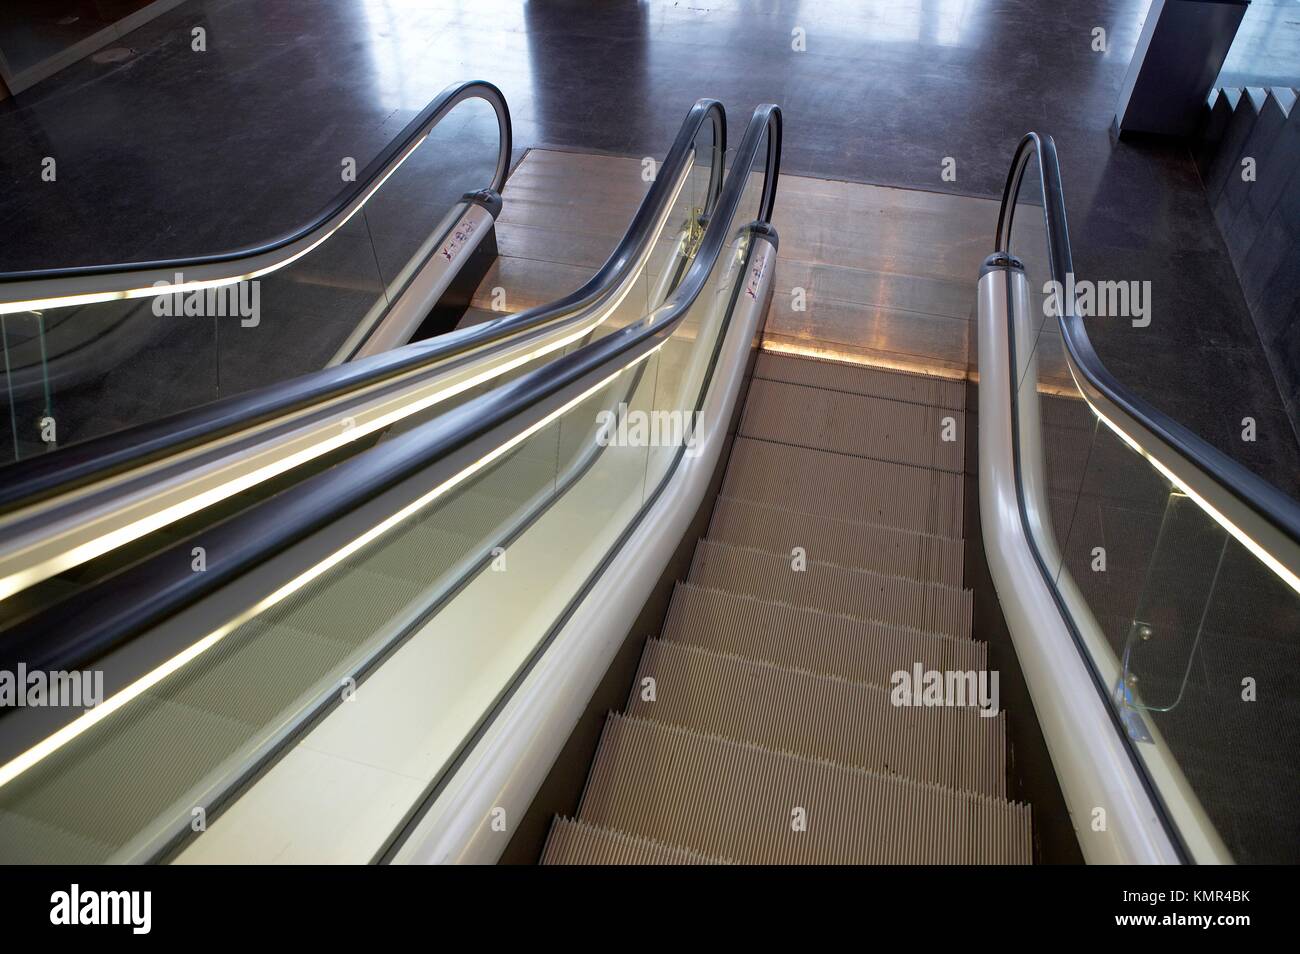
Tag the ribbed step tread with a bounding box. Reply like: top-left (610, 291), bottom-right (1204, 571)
top-left (0, 811), bottom-right (118, 866)
top-left (250, 564), bottom-right (425, 654)
top-left (740, 378), bottom-right (964, 472)
top-left (578, 714), bottom-right (1031, 864)
top-left (756, 350), bottom-right (966, 409)
top-left (708, 495), bottom-right (964, 586)
top-left (540, 817), bottom-right (733, 865)
top-left (628, 638), bottom-right (1006, 796)
top-left (663, 583), bottom-right (986, 684)
top-left (6, 694), bottom-right (253, 859)
top-left (721, 437), bottom-right (962, 536)
top-left (689, 540), bottom-right (972, 639)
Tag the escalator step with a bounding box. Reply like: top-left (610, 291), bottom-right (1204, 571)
top-left (740, 377), bottom-right (965, 472)
top-left (540, 817), bottom-right (732, 865)
top-left (252, 568), bottom-right (425, 650)
top-left (689, 539), bottom-right (972, 639)
top-left (359, 520), bottom-right (480, 587)
top-left (756, 350), bottom-right (966, 409)
top-left (720, 437), bottom-right (962, 536)
top-left (662, 583), bottom-right (985, 685)
top-left (1, 694), bottom-right (253, 861)
top-left (464, 449), bottom-right (562, 511)
top-left (453, 306), bottom-right (504, 330)
top-left (708, 495), bottom-right (964, 586)
top-left (576, 713), bottom-right (1031, 864)
top-left (0, 809), bottom-right (120, 867)
top-left (627, 638), bottom-right (1006, 796)
top-left (154, 619), bottom-right (358, 728)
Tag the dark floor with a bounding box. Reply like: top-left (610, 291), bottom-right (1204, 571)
top-left (0, 0), bottom-right (1296, 495)
top-left (0, 1), bottom-right (160, 78)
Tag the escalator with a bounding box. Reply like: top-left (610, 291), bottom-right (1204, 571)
top-left (971, 136), bottom-right (1300, 864)
top-left (541, 351), bottom-right (1030, 864)
top-left (1, 99), bottom-right (1297, 866)
top-left (0, 84), bottom-right (725, 629)
top-left (529, 135), bottom-right (1299, 866)
top-left (0, 81), bottom-right (516, 462)
top-left (0, 89), bottom-right (743, 863)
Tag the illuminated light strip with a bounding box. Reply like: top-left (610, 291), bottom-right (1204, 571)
top-left (0, 343), bottom-right (662, 790)
top-left (0, 131), bottom-right (436, 317)
top-left (0, 159), bottom-right (695, 601)
top-left (0, 318), bottom-right (593, 601)
top-left (1069, 364), bottom-right (1300, 597)
top-left (760, 339), bottom-right (968, 382)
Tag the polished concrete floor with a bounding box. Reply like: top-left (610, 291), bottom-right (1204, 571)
top-left (0, 0), bottom-right (1296, 493)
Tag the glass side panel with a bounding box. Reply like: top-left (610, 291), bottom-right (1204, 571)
top-left (0, 310), bottom-right (54, 461)
top-left (584, 126), bottom-right (717, 349)
top-left (0, 94), bottom-right (503, 467)
top-left (1112, 486), bottom-right (1300, 865)
top-left (1008, 148), bottom-right (1300, 863)
top-left (0, 138), bottom-right (770, 862)
top-left (0, 131), bottom-right (713, 633)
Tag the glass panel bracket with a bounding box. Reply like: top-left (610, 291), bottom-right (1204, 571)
top-left (1112, 673), bottom-right (1154, 743)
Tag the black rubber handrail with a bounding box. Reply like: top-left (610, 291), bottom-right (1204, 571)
top-left (997, 131), bottom-right (1300, 551)
top-left (0, 80), bottom-right (511, 286)
top-left (0, 103), bottom-right (780, 688)
top-left (0, 97), bottom-right (726, 513)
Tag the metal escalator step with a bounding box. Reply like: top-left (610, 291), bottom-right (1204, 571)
top-left (252, 568), bottom-right (425, 651)
top-left (466, 448), bottom-right (563, 509)
top-left (577, 714), bottom-right (1031, 864)
top-left (1, 694), bottom-right (253, 861)
top-left (453, 306), bottom-right (505, 330)
top-left (628, 638), bottom-right (1006, 796)
top-left (154, 565), bottom-right (433, 730)
top-left (662, 583), bottom-right (986, 684)
top-left (740, 378), bottom-right (965, 471)
top-left (155, 618), bottom-right (361, 728)
top-left (0, 810), bottom-right (119, 866)
top-left (540, 816), bottom-right (733, 865)
top-left (708, 495), bottom-right (964, 586)
top-left (756, 350), bottom-right (966, 409)
top-left (689, 540), bottom-right (972, 639)
top-left (720, 437), bottom-right (962, 536)
top-left (359, 519), bottom-right (481, 586)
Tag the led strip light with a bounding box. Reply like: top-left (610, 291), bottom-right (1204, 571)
top-left (1068, 361), bottom-right (1300, 597)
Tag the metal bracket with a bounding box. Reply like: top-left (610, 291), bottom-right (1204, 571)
top-left (1112, 675), bottom-right (1154, 743)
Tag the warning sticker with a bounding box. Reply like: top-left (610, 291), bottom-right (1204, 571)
top-left (744, 250), bottom-right (768, 300)
top-left (439, 215), bottom-right (479, 264)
